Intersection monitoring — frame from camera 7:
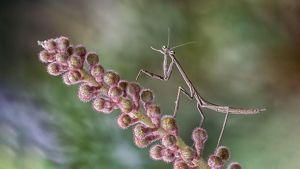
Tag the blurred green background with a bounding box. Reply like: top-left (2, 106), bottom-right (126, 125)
top-left (1, 0), bottom-right (300, 169)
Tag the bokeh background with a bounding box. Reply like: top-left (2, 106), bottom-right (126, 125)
top-left (1, 0), bottom-right (300, 169)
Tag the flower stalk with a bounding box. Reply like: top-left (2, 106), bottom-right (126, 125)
top-left (38, 36), bottom-right (242, 169)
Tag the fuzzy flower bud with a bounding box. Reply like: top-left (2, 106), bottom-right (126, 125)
top-left (39, 50), bottom-right (53, 63)
top-left (78, 84), bottom-right (94, 102)
top-left (192, 127), bottom-right (208, 143)
top-left (134, 134), bottom-right (158, 148)
top-left (92, 97), bottom-right (106, 112)
top-left (117, 114), bottom-right (136, 129)
top-left (227, 162), bottom-right (241, 169)
top-left (117, 114), bottom-right (132, 129)
top-left (99, 85), bottom-right (109, 96)
top-left (126, 82), bottom-right (141, 96)
top-left (140, 89), bottom-right (154, 103)
top-left (118, 80), bottom-right (128, 92)
top-left (161, 134), bottom-right (177, 149)
top-left (133, 124), bottom-right (148, 139)
top-left (104, 71), bottom-right (120, 86)
top-left (208, 155), bottom-right (223, 169)
top-left (91, 64), bottom-right (104, 77)
top-left (68, 55), bottom-right (83, 69)
top-left (56, 36), bottom-right (70, 50)
top-left (173, 160), bottom-right (189, 169)
top-left (108, 86), bottom-right (123, 100)
top-left (74, 45), bottom-right (87, 57)
top-left (41, 39), bottom-right (56, 51)
top-left (119, 98), bottom-right (133, 113)
top-left (133, 136), bottom-right (148, 148)
top-left (215, 146), bottom-right (230, 162)
top-left (180, 146), bottom-right (195, 162)
top-left (86, 52), bottom-right (99, 66)
top-left (161, 115), bottom-right (177, 132)
top-left (162, 148), bottom-right (175, 163)
top-left (146, 104), bottom-right (161, 118)
top-left (47, 62), bottom-right (63, 76)
top-left (66, 70), bottom-right (81, 84)
top-left (55, 53), bottom-right (69, 63)
top-left (149, 144), bottom-right (163, 160)
top-left (102, 101), bottom-right (114, 114)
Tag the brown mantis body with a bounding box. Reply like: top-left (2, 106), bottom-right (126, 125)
top-left (136, 35), bottom-right (265, 147)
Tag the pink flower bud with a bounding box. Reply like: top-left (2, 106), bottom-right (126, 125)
top-left (192, 127), bottom-right (208, 143)
top-left (118, 80), bottom-right (128, 92)
top-left (68, 55), bottom-right (83, 69)
top-left (146, 104), bottom-right (161, 118)
top-left (126, 82), bottom-right (141, 96)
top-left (78, 84), bottom-right (94, 102)
top-left (93, 97), bottom-right (106, 112)
top-left (133, 124), bottom-right (148, 139)
top-left (56, 36), bottom-right (70, 50)
top-left (47, 62), bottom-right (63, 76)
top-left (149, 144), bottom-right (163, 160)
top-left (208, 155), bottom-right (223, 169)
top-left (117, 114), bottom-right (137, 129)
top-left (108, 86), bottom-right (123, 101)
top-left (103, 71), bottom-right (120, 86)
top-left (39, 50), bottom-right (53, 63)
top-left (162, 148), bottom-right (175, 163)
top-left (150, 117), bottom-right (160, 127)
top-left (161, 134), bottom-right (177, 149)
top-left (134, 135), bottom-right (159, 148)
top-left (140, 89), bottom-right (154, 103)
top-left (74, 45), bottom-right (87, 57)
top-left (42, 39), bottom-right (56, 51)
top-left (91, 64), bottom-right (104, 77)
top-left (161, 115), bottom-right (177, 132)
top-left (133, 136), bottom-right (149, 148)
top-left (119, 98), bottom-right (133, 113)
top-left (215, 146), bottom-right (230, 162)
top-left (66, 70), bottom-right (82, 84)
top-left (99, 85), bottom-right (109, 96)
top-left (173, 160), bottom-right (189, 169)
top-left (55, 53), bottom-right (69, 63)
top-left (227, 162), bottom-right (241, 169)
top-left (86, 52), bottom-right (99, 66)
top-left (102, 101), bottom-right (114, 114)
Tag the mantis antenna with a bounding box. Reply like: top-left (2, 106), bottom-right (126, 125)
top-left (171, 41), bottom-right (197, 50)
top-left (167, 27), bottom-right (170, 48)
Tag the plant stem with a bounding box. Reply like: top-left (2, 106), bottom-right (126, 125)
top-left (135, 110), bottom-right (210, 169)
top-left (79, 69), bottom-right (99, 86)
top-left (79, 68), bottom-right (210, 169)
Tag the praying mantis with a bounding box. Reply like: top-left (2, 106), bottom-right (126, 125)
top-left (136, 31), bottom-right (265, 148)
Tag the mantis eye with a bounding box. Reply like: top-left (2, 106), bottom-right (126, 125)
top-left (162, 46), bottom-right (166, 50)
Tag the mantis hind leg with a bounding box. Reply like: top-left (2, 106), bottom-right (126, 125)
top-left (197, 104), bottom-right (205, 127)
top-left (216, 107), bottom-right (229, 148)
